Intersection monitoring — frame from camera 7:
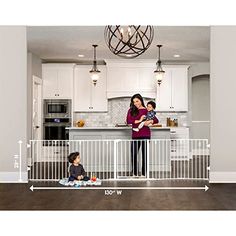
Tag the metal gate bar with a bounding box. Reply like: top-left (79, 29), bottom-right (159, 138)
top-left (28, 139), bottom-right (210, 181)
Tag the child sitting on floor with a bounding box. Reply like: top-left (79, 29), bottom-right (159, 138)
top-left (133, 101), bottom-right (157, 132)
top-left (68, 152), bottom-right (90, 181)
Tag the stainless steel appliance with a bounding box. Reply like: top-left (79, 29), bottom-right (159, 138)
top-left (44, 99), bottom-right (71, 118)
top-left (43, 99), bottom-right (71, 144)
top-left (44, 118), bottom-right (70, 141)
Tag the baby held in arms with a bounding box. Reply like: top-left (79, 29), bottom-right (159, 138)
top-left (133, 101), bottom-right (157, 132)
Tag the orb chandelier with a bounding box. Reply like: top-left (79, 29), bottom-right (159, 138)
top-left (154, 45), bottom-right (165, 86)
top-left (104, 25), bottom-right (154, 58)
top-left (89, 44), bottom-right (100, 86)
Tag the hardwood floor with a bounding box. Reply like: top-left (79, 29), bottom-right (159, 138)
top-left (0, 181), bottom-right (235, 210)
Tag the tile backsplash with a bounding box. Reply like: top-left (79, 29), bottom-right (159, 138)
top-left (74, 97), bottom-right (189, 127)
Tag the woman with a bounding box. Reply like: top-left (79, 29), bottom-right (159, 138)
top-left (126, 94), bottom-right (159, 177)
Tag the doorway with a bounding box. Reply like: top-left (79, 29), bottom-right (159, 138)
top-left (191, 75), bottom-right (210, 141)
top-left (32, 76), bottom-right (42, 141)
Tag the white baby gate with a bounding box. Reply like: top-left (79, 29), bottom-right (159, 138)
top-left (27, 139), bottom-right (210, 181)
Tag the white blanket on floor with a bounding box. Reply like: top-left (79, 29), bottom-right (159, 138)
top-left (59, 178), bottom-right (102, 186)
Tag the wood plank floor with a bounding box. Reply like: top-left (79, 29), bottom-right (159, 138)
top-left (0, 181), bottom-right (236, 210)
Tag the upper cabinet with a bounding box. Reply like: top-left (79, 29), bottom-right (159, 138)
top-left (42, 64), bottom-right (74, 99)
top-left (42, 62), bottom-right (188, 113)
top-left (106, 61), bottom-right (156, 98)
top-left (73, 65), bottom-right (108, 112)
top-left (156, 65), bottom-right (189, 111)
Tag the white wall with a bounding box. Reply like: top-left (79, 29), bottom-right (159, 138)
top-left (189, 62), bottom-right (210, 78)
top-left (210, 26), bottom-right (236, 182)
top-left (0, 26), bottom-right (27, 182)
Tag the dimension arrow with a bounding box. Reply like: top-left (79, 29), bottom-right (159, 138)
top-left (30, 185), bottom-right (209, 192)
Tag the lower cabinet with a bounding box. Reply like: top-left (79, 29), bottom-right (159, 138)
top-left (36, 145), bottom-right (69, 162)
top-left (170, 128), bottom-right (190, 160)
top-left (68, 128), bottom-right (171, 173)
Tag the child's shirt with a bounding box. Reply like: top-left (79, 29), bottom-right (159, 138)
top-left (146, 110), bottom-right (156, 120)
top-left (69, 164), bottom-right (86, 179)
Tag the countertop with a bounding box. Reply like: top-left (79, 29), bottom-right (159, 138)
top-left (66, 126), bottom-right (171, 130)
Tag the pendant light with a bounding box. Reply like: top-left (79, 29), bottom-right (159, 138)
top-left (89, 44), bottom-right (100, 86)
top-left (154, 45), bottom-right (165, 86)
top-left (104, 25), bottom-right (154, 58)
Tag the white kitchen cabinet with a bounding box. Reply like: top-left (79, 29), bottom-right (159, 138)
top-left (171, 67), bottom-right (189, 111)
top-left (74, 65), bottom-right (107, 112)
top-left (42, 64), bottom-right (74, 99)
top-left (156, 65), bottom-right (189, 111)
top-left (156, 68), bottom-right (172, 110)
top-left (106, 61), bottom-right (156, 98)
top-left (38, 146), bottom-right (69, 162)
top-left (170, 127), bottom-right (190, 160)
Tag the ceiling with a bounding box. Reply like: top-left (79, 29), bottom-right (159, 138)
top-left (27, 26), bottom-right (210, 62)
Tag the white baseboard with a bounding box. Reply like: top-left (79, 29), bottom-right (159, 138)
top-left (0, 172), bottom-right (28, 183)
top-left (210, 172), bottom-right (236, 183)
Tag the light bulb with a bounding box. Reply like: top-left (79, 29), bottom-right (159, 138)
top-left (155, 72), bottom-right (163, 80)
top-left (120, 28), bottom-right (124, 36)
top-left (90, 71), bottom-right (100, 85)
top-left (91, 73), bottom-right (99, 81)
top-left (128, 27), bottom-right (131, 37)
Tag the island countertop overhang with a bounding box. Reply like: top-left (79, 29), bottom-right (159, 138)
top-left (68, 126), bottom-right (171, 140)
top-left (66, 126), bottom-right (171, 130)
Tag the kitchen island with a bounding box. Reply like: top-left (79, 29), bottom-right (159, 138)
top-left (66, 126), bottom-right (171, 176)
top-left (67, 126), bottom-right (171, 140)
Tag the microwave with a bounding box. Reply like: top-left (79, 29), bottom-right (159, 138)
top-left (44, 99), bottom-right (71, 118)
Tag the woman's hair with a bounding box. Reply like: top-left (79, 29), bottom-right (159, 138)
top-left (68, 152), bottom-right (80, 163)
top-left (130, 93), bottom-right (145, 117)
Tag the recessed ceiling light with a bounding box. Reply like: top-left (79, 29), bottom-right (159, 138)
top-left (78, 54), bottom-right (84, 58)
top-left (173, 54), bottom-right (180, 58)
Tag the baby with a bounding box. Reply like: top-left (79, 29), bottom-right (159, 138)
top-left (68, 152), bottom-right (90, 181)
top-left (133, 101), bottom-right (157, 132)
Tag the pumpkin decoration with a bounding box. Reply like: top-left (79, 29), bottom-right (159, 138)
top-left (76, 120), bottom-right (85, 127)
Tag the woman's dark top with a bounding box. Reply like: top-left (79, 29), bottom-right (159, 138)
top-left (126, 108), bottom-right (159, 139)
